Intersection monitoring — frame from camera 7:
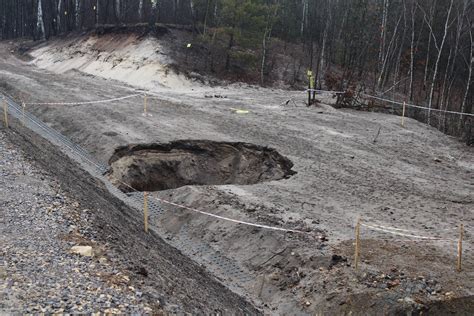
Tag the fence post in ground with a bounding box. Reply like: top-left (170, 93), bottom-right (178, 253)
top-left (401, 102), bottom-right (406, 127)
top-left (457, 223), bottom-right (464, 272)
top-left (354, 218), bottom-right (361, 270)
top-left (307, 70), bottom-right (313, 106)
top-left (3, 97), bottom-right (8, 129)
top-left (22, 102), bottom-right (26, 126)
top-left (144, 192), bottom-right (149, 233)
top-left (143, 94), bottom-right (148, 116)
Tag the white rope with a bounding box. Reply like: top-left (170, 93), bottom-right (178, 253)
top-left (110, 174), bottom-right (313, 235)
top-left (306, 89), bottom-right (346, 94)
top-left (25, 93), bottom-right (143, 105)
top-left (363, 94), bottom-right (474, 117)
top-left (361, 223), bottom-right (454, 241)
top-left (301, 88), bottom-right (473, 116)
top-left (363, 221), bottom-right (464, 233)
top-left (367, 222), bottom-right (427, 233)
top-left (150, 194), bottom-right (314, 235)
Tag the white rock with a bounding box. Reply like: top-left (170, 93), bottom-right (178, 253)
top-left (70, 245), bottom-right (93, 257)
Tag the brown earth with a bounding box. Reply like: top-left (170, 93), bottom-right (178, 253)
top-left (108, 140), bottom-right (296, 192)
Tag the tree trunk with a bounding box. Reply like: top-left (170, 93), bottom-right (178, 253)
top-left (114, 0), bottom-right (121, 22)
top-left (37, 0), bottom-right (46, 40)
top-left (378, 0), bottom-right (389, 77)
top-left (427, 0), bottom-right (453, 125)
top-left (139, 0), bottom-right (144, 21)
top-left (75, 0), bottom-right (81, 29)
top-left (377, 13), bottom-right (402, 90)
top-left (149, 0), bottom-right (158, 29)
top-left (459, 23), bottom-right (473, 130)
top-left (95, 0), bottom-right (99, 25)
top-left (261, 29), bottom-right (268, 86)
top-left (300, 0), bottom-right (307, 37)
top-left (422, 0), bottom-right (436, 94)
top-left (318, 10), bottom-right (330, 89)
top-left (225, 26), bottom-right (235, 72)
top-left (203, 0), bottom-right (210, 35)
top-left (409, 1), bottom-right (417, 101)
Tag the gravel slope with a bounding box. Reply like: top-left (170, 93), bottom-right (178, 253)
top-left (0, 124), bottom-right (259, 314)
top-left (0, 131), bottom-right (159, 314)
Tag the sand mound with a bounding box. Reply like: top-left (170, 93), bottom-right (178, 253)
top-left (30, 33), bottom-right (198, 91)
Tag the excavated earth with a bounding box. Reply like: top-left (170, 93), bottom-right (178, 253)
top-left (1, 32), bottom-right (473, 314)
top-left (108, 140), bottom-right (296, 192)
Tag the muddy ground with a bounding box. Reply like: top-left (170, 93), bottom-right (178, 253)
top-left (1, 33), bottom-right (473, 314)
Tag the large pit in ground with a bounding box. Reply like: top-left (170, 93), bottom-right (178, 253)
top-left (108, 140), bottom-right (296, 192)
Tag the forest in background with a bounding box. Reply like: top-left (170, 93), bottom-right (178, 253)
top-left (0, 0), bottom-right (472, 140)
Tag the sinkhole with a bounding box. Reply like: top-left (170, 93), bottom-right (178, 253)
top-left (108, 140), bottom-right (296, 192)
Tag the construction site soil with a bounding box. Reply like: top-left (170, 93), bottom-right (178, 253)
top-left (108, 140), bottom-right (296, 192)
top-left (1, 32), bottom-right (473, 314)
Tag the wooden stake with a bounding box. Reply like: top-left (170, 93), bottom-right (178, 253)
top-left (354, 218), bottom-right (361, 270)
top-left (143, 192), bottom-right (149, 233)
top-left (307, 87), bottom-right (311, 106)
top-left (401, 101), bottom-right (406, 127)
top-left (257, 274), bottom-right (265, 298)
top-left (143, 94), bottom-right (148, 116)
top-left (22, 102), bottom-right (26, 126)
top-left (307, 70), bottom-right (313, 107)
top-left (457, 223), bottom-right (464, 272)
top-left (3, 98), bottom-right (8, 129)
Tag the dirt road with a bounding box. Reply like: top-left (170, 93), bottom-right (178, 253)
top-left (1, 34), bottom-right (473, 314)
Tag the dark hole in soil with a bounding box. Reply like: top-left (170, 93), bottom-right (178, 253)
top-left (108, 140), bottom-right (296, 192)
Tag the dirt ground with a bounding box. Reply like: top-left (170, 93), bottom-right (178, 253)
top-left (1, 33), bottom-right (473, 314)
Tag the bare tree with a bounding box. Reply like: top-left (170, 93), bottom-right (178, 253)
top-left (57, 0), bottom-right (62, 33)
top-left (378, 0), bottom-right (389, 79)
top-left (75, 0), bottom-right (81, 29)
top-left (459, 17), bottom-right (473, 129)
top-left (261, 1), bottom-right (279, 85)
top-left (37, 0), bottom-right (46, 40)
top-left (408, 0), bottom-right (417, 101)
top-left (95, 0), bottom-right (100, 25)
top-left (422, 0), bottom-right (436, 93)
top-left (139, 0), bottom-right (144, 21)
top-left (426, 0), bottom-right (454, 125)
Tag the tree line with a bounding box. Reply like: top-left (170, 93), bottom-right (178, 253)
top-left (0, 0), bottom-right (472, 139)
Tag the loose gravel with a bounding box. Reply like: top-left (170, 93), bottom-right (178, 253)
top-left (0, 130), bottom-right (160, 314)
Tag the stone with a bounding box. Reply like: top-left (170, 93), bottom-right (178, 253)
top-left (70, 246), bottom-right (93, 257)
top-left (98, 257), bottom-right (108, 264)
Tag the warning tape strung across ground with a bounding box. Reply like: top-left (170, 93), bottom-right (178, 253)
top-left (362, 93), bottom-right (474, 117)
top-left (361, 222), bottom-right (455, 241)
top-left (3, 92), bottom-right (470, 241)
top-left (367, 222), bottom-right (430, 233)
top-left (17, 86), bottom-right (474, 119)
top-left (24, 93), bottom-right (144, 106)
top-left (107, 172), bottom-right (314, 235)
top-left (303, 88), bottom-right (473, 117)
top-left (362, 221), bottom-right (469, 234)
top-left (150, 193), bottom-right (314, 235)
top-left (367, 239), bottom-right (455, 245)
top-left (306, 89), bottom-right (346, 94)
